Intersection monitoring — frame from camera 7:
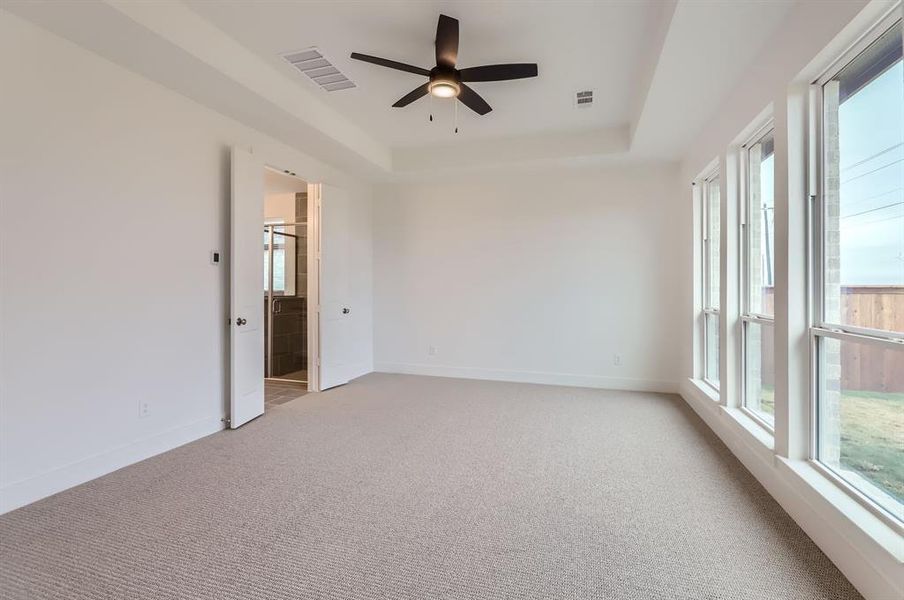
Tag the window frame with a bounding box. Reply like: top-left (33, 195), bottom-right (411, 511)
top-left (740, 318), bottom-right (776, 431)
top-left (808, 10), bottom-right (904, 530)
top-left (740, 122), bottom-right (777, 432)
top-left (700, 168), bottom-right (721, 392)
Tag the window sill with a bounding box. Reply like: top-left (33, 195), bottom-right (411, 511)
top-left (684, 378), bottom-right (774, 458)
top-left (777, 457), bottom-right (904, 562)
top-left (689, 378), bottom-right (720, 402)
top-left (722, 406), bottom-right (775, 452)
top-left (738, 406), bottom-right (776, 435)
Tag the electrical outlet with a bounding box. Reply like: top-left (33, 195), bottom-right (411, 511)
top-left (428, 345), bottom-right (438, 356)
top-left (613, 354), bottom-right (622, 366)
top-left (139, 401), bottom-right (150, 418)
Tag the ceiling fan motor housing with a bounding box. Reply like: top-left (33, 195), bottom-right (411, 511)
top-left (428, 66), bottom-right (460, 97)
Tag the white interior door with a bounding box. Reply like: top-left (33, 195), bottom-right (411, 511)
top-left (230, 146), bottom-right (265, 427)
top-left (318, 183), bottom-right (353, 390)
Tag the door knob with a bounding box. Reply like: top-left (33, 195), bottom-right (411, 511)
top-left (236, 317), bottom-right (247, 326)
top-left (342, 307), bottom-right (350, 315)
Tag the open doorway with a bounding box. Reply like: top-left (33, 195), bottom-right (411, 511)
top-left (263, 167), bottom-right (309, 409)
top-left (230, 147), bottom-right (352, 427)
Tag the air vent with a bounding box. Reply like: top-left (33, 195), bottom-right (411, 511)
top-left (281, 48), bottom-right (356, 92)
top-left (574, 89), bottom-right (593, 108)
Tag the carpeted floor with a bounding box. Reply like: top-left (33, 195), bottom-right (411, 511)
top-left (0, 373), bottom-right (862, 599)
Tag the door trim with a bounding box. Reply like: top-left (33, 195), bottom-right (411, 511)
top-left (307, 182), bottom-right (321, 392)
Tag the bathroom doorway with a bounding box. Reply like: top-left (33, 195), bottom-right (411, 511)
top-left (263, 167), bottom-right (310, 408)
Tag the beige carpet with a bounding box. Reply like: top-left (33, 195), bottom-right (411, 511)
top-left (0, 373), bottom-right (861, 599)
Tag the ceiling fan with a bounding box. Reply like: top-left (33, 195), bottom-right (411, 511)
top-left (350, 14), bottom-right (538, 116)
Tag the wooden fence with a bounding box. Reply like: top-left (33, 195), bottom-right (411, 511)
top-left (838, 286), bottom-right (904, 393)
top-left (761, 286), bottom-right (904, 393)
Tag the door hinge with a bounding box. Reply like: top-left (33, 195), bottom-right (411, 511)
top-left (221, 417), bottom-right (231, 426)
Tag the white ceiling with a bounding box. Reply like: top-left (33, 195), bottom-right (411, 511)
top-left (184, 0), bottom-right (660, 148)
top-left (5, 0), bottom-right (798, 178)
top-left (265, 168), bottom-right (308, 194)
top-left (629, 0), bottom-right (797, 158)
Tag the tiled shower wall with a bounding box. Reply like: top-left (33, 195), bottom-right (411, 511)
top-left (295, 191), bottom-right (308, 299)
top-left (269, 296), bottom-right (307, 376)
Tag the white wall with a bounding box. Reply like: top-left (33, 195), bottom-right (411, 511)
top-left (265, 193), bottom-right (296, 221)
top-left (373, 164), bottom-right (683, 392)
top-left (0, 12), bottom-right (374, 514)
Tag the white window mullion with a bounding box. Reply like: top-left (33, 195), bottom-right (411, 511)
top-left (700, 168), bottom-right (722, 391)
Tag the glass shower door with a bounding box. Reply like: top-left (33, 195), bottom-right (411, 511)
top-left (264, 223), bottom-right (308, 383)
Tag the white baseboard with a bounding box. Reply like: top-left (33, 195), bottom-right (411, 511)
top-left (679, 379), bottom-right (902, 600)
top-left (375, 361), bottom-right (679, 394)
top-left (0, 416), bottom-right (225, 515)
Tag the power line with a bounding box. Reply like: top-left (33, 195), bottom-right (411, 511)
top-left (841, 200), bottom-right (904, 220)
top-left (840, 142), bottom-right (903, 172)
top-left (841, 186), bottom-right (902, 209)
top-left (843, 212), bottom-right (903, 229)
top-left (841, 158), bottom-right (904, 185)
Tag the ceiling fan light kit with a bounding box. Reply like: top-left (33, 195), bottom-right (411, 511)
top-left (428, 70), bottom-right (460, 98)
top-left (350, 13), bottom-right (538, 123)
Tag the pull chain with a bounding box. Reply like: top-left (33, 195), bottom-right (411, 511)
top-left (429, 91), bottom-right (433, 122)
top-left (454, 98), bottom-right (459, 134)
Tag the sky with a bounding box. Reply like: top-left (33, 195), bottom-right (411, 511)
top-left (752, 57), bottom-right (901, 290)
top-left (837, 60), bottom-right (904, 286)
top-left (759, 152), bottom-right (774, 287)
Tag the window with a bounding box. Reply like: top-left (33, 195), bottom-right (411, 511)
top-left (702, 172), bottom-right (721, 389)
top-left (742, 127), bottom-right (776, 427)
top-left (813, 18), bottom-right (903, 523)
top-left (264, 221), bottom-right (290, 295)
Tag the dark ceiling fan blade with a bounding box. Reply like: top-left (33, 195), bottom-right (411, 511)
top-left (350, 52), bottom-right (430, 76)
top-left (459, 63), bottom-right (539, 82)
top-left (392, 83), bottom-right (431, 107)
top-left (435, 14), bottom-right (459, 68)
top-left (458, 84), bottom-right (492, 115)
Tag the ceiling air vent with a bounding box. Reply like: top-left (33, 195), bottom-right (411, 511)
top-left (574, 89), bottom-right (593, 108)
top-left (281, 48), bottom-right (356, 92)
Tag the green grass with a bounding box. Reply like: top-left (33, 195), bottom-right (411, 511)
top-left (838, 391), bottom-right (904, 501)
top-left (756, 387), bottom-right (903, 502)
top-left (760, 386), bottom-right (774, 417)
